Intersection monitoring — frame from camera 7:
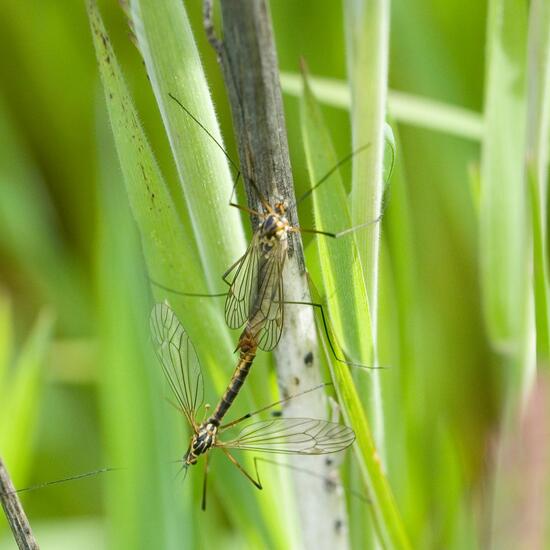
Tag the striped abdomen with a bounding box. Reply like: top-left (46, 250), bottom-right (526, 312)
top-left (210, 331), bottom-right (257, 424)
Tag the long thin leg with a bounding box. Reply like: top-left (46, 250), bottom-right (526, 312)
top-left (152, 279), bottom-right (378, 369)
top-left (149, 278), bottom-right (227, 298)
top-left (282, 300), bottom-right (382, 370)
top-left (221, 448), bottom-right (262, 489)
top-left (253, 457), bottom-right (368, 503)
top-left (149, 252), bottom-right (244, 297)
top-left (292, 214), bottom-right (383, 239)
top-left (228, 201), bottom-right (263, 218)
top-left (201, 453), bottom-right (209, 511)
top-left (219, 383), bottom-right (330, 431)
top-left (149, 252), bottom-right (243, 297)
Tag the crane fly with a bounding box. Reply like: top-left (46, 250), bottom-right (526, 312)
top-left (164, 93), bottom-right (390, 364)
top-left (150, 303), bottom-right (355, 509)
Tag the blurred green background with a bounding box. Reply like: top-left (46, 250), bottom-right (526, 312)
top-left (0, 0), bottom-right (546, 549)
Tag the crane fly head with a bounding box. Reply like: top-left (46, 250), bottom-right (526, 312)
top-left (273, 199), bottom-right (288, 216)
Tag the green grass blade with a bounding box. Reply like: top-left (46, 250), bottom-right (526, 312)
top-left (96, 119), bottom-right (189, 549)
top-left (526, 0), bottom-right (550, 365)
top-left (280, 72), bottom-right (484, 141)
top-left (87, 4), bottom-right (290, 546)
top-left (86, 0), bottom-right (231, 359)
top-left (344, 7), bottom-right (389, 524)
top-left (319, 319), bottom-right (411, 550)
top-left (300, 70), bottom-right (410, 550)
top-left (129, 0), bottom-right (246, 289)
top-left (0, 293), bottom-right (12, 385)
top-left (0, 308), bottom-right (54, 484)
top-left (299, 68), bottom-right (372, 366)
top-left (480, 0), bottom-right (529, 351)
top-left (529, 165), bottom-right (550, 362)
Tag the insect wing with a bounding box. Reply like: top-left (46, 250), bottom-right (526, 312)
top-left (248, 243), bottom-right (286, 351)
top-left (150, 303), bottom-right (204, 428)
top-left (225, 231), bottom-right (261, 330)
top-left (219, 418), bottom-right (355, 455)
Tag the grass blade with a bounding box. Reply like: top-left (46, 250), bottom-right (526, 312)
top-left (480, 0), bottom-right (529, 353)
top-left (280, 72), bottom-right (484, 141)
top-left (96, 117), bottom-right (189, 549)
top-left (299, 69), bottom-right (373, 371)
top-left (526, 0), bottom-right (550, 365)
top-left (86, 0), bottom-right (232, 360)
top-left (0, 308), bottom-right (54, 485)
top-left (129, 0), bottom-right (246, 289)
top-left (300, 70), bottom-right (410, 550)
top-left (87, 3), bottom-right (291, 546)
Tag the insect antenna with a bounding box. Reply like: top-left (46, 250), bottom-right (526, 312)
top-left (293, 130), bottom-right (396, 225)
top-left (167, 92), bottom-right (271, 216)
top-left (168, 92), bottom-right (239, 176)
top-left (296, 143), bottom-right (371, 206)
top-left (2, 467), bottom-right (119, 497)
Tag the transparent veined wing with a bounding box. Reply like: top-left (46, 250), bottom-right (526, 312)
top-left (225, 231), bottom-right (261, 330)
top-left (247, 242), bottom-right (286, 351)
top-left (218, 418), bottom-right (355, 455)
top-left (150, 303), bottom-right (203, 429)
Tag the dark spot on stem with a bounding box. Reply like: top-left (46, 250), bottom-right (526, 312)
top-left (325, 457), bottom-right (333, 467)
top-left (334, 519), bottom-right (343, 534)
top-left (304, 351), bottom-right (314, 366)
top-left (325, 477), bottom-right (336, 492)
top-left (293, 376), bottom-right (300, 386)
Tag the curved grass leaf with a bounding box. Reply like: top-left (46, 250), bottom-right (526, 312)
top-left (300, 70), bottom-right (411, 550)
top-left (96, 118), bottom-right (189, 549)
top-left (0, 307), bottom-right (54, 486)
top-left (299, 70), bottom-right (372, 368)
top-left (87, 3), bottom-right (292, 547)
top-left (526, 0), bottom-right (550, 365)
top-left (0, 293), bottom-right (12, 385)
top-left (86, 0), bottom-right (232, 366)
top-left (130, 0), bottom-right (246, 290)
top-left (280, 72), bottom-right (484, 141)
top-left (480, 0), bottom-right (529, 352)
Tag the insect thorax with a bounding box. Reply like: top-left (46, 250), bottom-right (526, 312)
top-left (185, 421), bottom-right (219, 464)
top-left (260, 212), bottom-right (289, 240)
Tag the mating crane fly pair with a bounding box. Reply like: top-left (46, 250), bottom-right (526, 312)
top-left (150, 303), bottom-right (355, 510)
